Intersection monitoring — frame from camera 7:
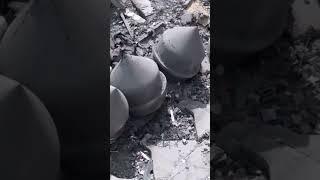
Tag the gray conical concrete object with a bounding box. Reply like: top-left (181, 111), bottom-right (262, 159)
top-left (0, 75), bottom-right (60, 180)
top-left (153, 26), bottom-right (205, 80)
top-left (110, 85), bottom-right (129, 142)
top-left (110, 54), bottom-right (167, 117)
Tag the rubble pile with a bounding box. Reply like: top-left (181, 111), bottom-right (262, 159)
top-left (110, 0), bottom-right (210, 179)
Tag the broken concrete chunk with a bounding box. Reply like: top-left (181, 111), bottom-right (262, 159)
top-left (194, 12), bottom-right (210, 27)
top-left (186, 0), bottom-right (209, 17)
top-left (149, 140), bottom-right (209, 180)
top-left (131, 0), bottom-right (154, 18)
top-left (201, 56), bottom-right (210, 74)
top-left (124, 9), bottom-right (146, 24)
top-left (178, 100), bottom-right (210, 138)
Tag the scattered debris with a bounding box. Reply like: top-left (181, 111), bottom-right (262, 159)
top-left (120, 12), bottom-right (134, 38)
top-left (169, 108), bottom-right (179, 127)
top-left (137, 22), bottom-right (165, 43)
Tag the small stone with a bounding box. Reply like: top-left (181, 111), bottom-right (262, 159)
top-left (115, 38), bottom-right (122, 44)
top-left (180, 11), bottom-right (193, 25)
top-left (201, 56), bottom-right (210, 73)
top-left (197, 13), bottom-right (210, 27)
top-left (136, 47), bottom-right (144, 56)
top-left (182, 139), bottom-right (187, 145)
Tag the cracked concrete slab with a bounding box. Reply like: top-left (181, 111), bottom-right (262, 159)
top-left (148, 140), bottom-right (210, 180)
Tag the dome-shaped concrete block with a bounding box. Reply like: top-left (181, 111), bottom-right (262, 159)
top-left (153, 26), bottom-right (205, 80)
top-left (0, 75), bottom-right (60, 180)
top-left (110, 85), bottom-right (129, 142)
top-left (111, 54), bottom-right (167, 117)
